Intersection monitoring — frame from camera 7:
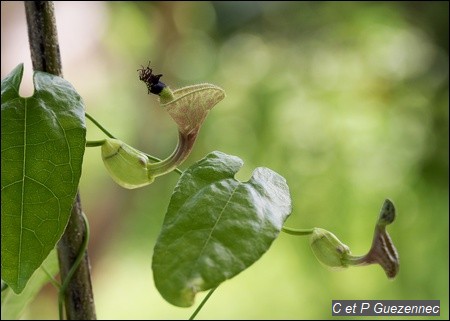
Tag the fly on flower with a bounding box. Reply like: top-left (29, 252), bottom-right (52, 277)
top-left (100, 62), bottom-right (226, 189)
top-left (137, 62), bottom-right (166, 95)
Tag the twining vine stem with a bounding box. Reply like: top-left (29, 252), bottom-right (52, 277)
top-left (58, 213), bottom-right (91, 320)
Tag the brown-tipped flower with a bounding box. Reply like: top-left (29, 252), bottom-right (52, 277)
top-left (347, 199), bottom-right (400, 279)
top-left (308, 199), bottom-right (400, 279)
top-left (137, 64), bottom-right (225, 179)
top-left (100, 65), bottom-right (226, 189)
top-left (146, 84), bottom-right (225, 177)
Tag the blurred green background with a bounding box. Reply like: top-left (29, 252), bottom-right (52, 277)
top-left (1, 1), bottom-right (448, 319)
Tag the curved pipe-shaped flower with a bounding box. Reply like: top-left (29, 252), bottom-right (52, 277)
top-left (308, 199), bottom-right (399, 279)
top-left (101, 66), bottom-right (225, 189)
top-left (347, 199), bottom-right (399, 279)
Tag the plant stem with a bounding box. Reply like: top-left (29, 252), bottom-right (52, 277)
top-left (24, 1), bottom-right (61, 75)
top-left (25, 2), bottom-right (96, 319)
top-left (40, 266), bottom-right (61, 289)
top-left (281, 226), bottom-right (315, 236)
top-left (85, 112), bottom-right (115, 138)
top-left (56, 194), bottom-right (96, 319)
top-left (147, 131), bottom-right (195, 177)
top-left (59, 212), bottom-right (91, 320)
top-left (86, 140), bottom-right (106, 147)
top-left (189, 287), bottom-right (218, 320)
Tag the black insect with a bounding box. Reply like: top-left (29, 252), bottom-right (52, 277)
top-left (138, 62), bottom-right (166, 95)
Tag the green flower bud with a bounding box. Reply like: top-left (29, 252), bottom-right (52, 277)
top-left (101, 138), bottom-right (154, 189)
top-left (310, 228), bottom-right (351, 270)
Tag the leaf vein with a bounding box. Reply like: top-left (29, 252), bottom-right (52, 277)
top-left (17, 99), bottom-right (27, 287)
top-left (195, 184), bottom-right (239, 265)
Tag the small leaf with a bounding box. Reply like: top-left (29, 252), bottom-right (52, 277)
top-left (152, 151), bottom-right (292, 307)
top-left (1, 64), bottom-right (86, 293)
top-left (1, 250), bottom-right (59, 320)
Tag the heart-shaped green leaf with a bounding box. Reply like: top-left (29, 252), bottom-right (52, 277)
top-left (152, 151), bottom-right (292, 307)
top-left (1, 64), bottom-right (86, 293)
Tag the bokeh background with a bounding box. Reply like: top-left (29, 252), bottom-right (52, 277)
top-left (1, 1), bottom-right (448, 319)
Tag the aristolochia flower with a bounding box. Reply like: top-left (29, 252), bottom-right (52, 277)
top-left (101, 65), bottom-right (225, 189)
top-left (309, 199), bottom-right (399, 279)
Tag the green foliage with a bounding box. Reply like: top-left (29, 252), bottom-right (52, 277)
top-left (1, 64), bottom-right (86, 293)
top-left (153, 151), bottom-right (291, 307)
top-left (1, 1), bottom-right (448, 319)
top-left (1, 250), bottom-right (59, 320)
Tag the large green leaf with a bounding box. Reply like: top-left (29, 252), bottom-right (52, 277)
top-left (152, 151), bottom-right (292, 307)
top-left (1, 64), bottom-right (86, 294)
